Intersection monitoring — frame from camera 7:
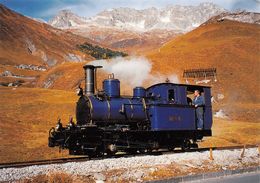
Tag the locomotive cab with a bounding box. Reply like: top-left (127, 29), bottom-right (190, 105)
top-left (147, 83), bottom-right (212, 131)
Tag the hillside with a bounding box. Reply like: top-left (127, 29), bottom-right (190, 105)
top-left (0, 4), bottom-right (127, 88)
top-left (0, 4), bottom-right (95, 66)
top-left (0, 4), bottom-right (89, 88)
top-left (148, 20), bottom-right (260, 121)
top-left (71, 27), bottom-right (180, 53)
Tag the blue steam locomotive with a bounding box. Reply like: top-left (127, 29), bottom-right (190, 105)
top-left (48, 65), bottom-right (212, 156)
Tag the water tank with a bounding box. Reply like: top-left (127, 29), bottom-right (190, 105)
top-left (103, 74), bottom-right (120, 97)
top-left (133, 87), bottom-right (146, 98)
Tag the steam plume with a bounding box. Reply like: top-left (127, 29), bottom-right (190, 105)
top-left (88, 56), bottom-right (179, 87)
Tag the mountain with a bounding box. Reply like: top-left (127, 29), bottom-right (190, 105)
top-left (50, 3), bottom-right (225, 32)
top-left (49, 4), bottom-right (260, 53)
top-left (49, 3), bottom-right (226, 52)
top-left (147, 20), bottom-right (260, 121)
top-left (0, 4), bottom-right (124, 88)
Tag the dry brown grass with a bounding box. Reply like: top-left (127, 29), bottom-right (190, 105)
top-left (199, 118), bottom-right (260, 147)
top-left (18, 172), bottom-right (94, 183)
top-left (143, 160), bottom-right (260, 182)
top-left (20, 173), bottom-right (74, 183)
top-left (0, 86), bottom-right (78, 163)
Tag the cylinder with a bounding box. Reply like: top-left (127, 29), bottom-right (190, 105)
top-left (103, 79), bottom-right (120, 97)
top-left (133, 87), bottom-right (146, 98)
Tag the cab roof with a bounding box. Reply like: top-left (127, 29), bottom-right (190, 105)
top-left (146, 82), bottom-right (211, 91)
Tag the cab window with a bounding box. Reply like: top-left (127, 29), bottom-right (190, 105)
top-left (168, 89), bottom-right (175, 102)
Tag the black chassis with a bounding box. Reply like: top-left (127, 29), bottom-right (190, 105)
top-left (49, 125), bottom-right (212, 156)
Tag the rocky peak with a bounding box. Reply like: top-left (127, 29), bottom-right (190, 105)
top-left (49, 9), bottom-right (87, 29)
top-left (205, 11), bottom-right (260, 25)
top-left (88, 2), bottom-right (226, 32)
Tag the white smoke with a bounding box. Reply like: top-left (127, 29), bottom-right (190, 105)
top-left (88, 56), bottom-right (179, 87)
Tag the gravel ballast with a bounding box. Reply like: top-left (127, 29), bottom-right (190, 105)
top-left (0, 147), bottom-right (259, 182)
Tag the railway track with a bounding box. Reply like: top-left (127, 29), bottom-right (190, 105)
top-left (0, 145), bottom-right (258, 169)
top-left (0, 156), bottom-right (89, 169)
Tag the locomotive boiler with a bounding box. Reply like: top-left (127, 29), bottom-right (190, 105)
top-left (48, 65), bottom-right (212, 156)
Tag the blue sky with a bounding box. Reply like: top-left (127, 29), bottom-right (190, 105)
top-left (0, 0), bottom-right (259, 21)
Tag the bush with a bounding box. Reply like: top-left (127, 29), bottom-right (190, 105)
top-left (78, 42), bottom-right (128, 59)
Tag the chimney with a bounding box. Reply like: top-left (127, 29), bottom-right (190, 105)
top-left (83, 65), bottom-right (102, 95)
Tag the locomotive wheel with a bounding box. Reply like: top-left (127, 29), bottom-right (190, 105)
top-left (146, 148), bottom-right (153, 154)
top-left (168, 146), bottom-right (175, 151)
top-left (138, 149), bottom-right (146, 154)
top-left (152, 141), bottom-right (159, 151)
top-left (88, 150), bottom-right (103, 158)
top-left (106, 150), bottom-right (116, 157)
top-left (126, 148), bottom-right (138, 154)
top-left (181, 139), bottom-right (191, 151)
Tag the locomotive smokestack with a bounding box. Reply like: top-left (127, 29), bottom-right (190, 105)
top-left (83, 65), bottom-right (102, 95)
